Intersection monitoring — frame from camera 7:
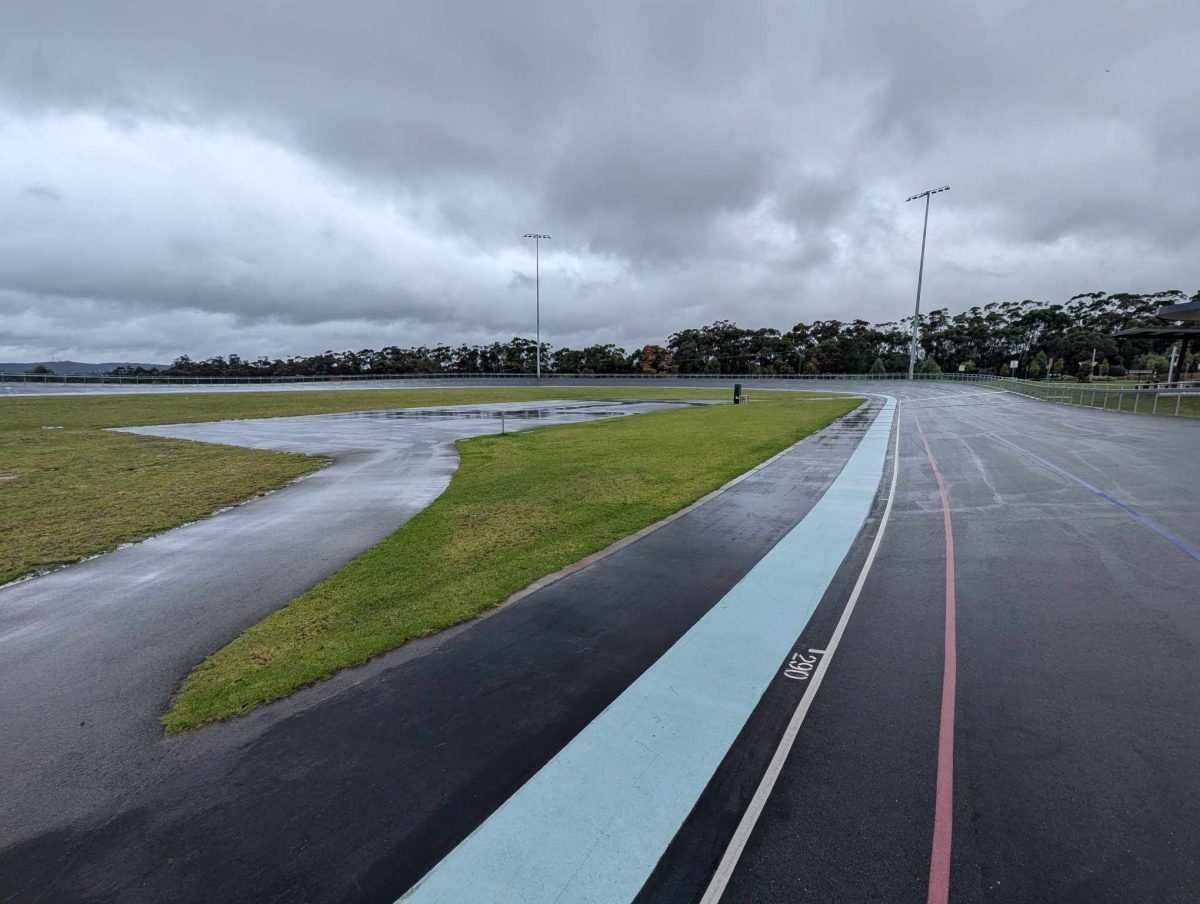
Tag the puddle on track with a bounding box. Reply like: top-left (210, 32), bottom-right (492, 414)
top-left (354, 400), bottom-right (718, 421)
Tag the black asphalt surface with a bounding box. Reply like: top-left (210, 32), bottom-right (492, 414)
top-left (3, 380), bottom-right (1199, 903)
top-left (649, 383), bottom-right (1200, 904)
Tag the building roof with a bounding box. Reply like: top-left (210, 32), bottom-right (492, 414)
top-left (1156, 300), bottom-right (1200, 322)
top-left (1114, 325), bottom-right (1200, 339)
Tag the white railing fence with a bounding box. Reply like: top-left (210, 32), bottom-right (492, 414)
top-left (3, 369), bottom-right (1197, 416)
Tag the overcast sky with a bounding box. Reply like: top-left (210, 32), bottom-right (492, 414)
top-left (1, 1), bottom-right (1197, 363)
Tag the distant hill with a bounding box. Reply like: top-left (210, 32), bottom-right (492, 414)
top-left (0, 361), bottom-right (170, 375)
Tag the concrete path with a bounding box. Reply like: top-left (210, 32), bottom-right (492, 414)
top-left (0, 399), bottom-right (696, 844)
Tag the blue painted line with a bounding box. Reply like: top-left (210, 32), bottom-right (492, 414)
top-left (399, 399), bottom-right (897, 904)
top-left (994, 436), bottom-right (1200, 562)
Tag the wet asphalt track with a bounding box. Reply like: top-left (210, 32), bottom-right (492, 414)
top-left (647, 384), bottom-right (1200, 904)
top-left (2, 380), bottom-right (1199, 903)
top-left (0, 399), bottom-right (697, 845)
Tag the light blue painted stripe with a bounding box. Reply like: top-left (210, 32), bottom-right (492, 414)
top-left (400, 399), bottom-right (897, 904)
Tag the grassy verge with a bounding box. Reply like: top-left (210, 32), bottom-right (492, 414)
top-left (0, 387), bottom-right (823, 586)
top-left (162, 394), bottom-right (860, 731)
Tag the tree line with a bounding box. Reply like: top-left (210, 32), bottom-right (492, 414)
top-left (112, 290), bottom-right (1199, 379)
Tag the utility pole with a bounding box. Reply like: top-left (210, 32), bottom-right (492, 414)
top-left (904, 185), bottom-right (950, 380)
top-left (523, 233), bottom-right (551, 380)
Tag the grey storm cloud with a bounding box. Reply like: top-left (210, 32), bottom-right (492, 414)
top-left (0, 0), bottom-right (1197, 362)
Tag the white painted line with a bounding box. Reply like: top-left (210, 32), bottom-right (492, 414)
top-left (699, 397), bottom-right (903, 904)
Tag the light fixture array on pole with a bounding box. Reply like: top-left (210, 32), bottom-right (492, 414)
top-left (904, 185), bottom-right (949, 380)
top-left (523, 233), bottom-right (551, 380)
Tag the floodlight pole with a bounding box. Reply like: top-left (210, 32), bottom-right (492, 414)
top-left (523, 233), bottom-right (551, 380)
top-left (904, 185), bottom-right (949, 380)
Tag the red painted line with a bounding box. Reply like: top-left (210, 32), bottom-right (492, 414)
top-left (915, 414), bottom-right (957, 904)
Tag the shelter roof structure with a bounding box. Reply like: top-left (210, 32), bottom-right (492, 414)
top-left (1112, 325), bottom-right (1200, 340)
top-left (1155, 300), bottom-right (1200, 322)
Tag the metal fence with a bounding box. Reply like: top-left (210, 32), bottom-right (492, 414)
top-left (3, 368), bottom-right (1197, 417)
top-left (985, 376), bottom-right (1200, 417)
top-left (0, 369), bottom-right (985, 385)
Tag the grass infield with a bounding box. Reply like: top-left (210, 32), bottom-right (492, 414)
top-left (162, 392), bottom-right (859, 731)
top-left (0, 387), bottom-right (739, 585)
top-left (1, 423), bottom-right (324, 586)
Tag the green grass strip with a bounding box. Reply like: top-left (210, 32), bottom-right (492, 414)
top-left (163, 394), bottom-right (859, 731)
